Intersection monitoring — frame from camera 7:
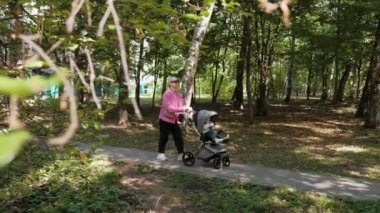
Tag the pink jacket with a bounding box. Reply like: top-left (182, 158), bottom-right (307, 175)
top-left (159, 88), bottom-right (184, 124)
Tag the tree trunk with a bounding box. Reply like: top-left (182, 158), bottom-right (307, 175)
top-left (335, 59), bottom-right (354, 103)
top-left (257, 54), bottom-right (271, 116)
top-left (9, 0), bottom-right (23, 66)
top-left (356, 59), bottom-right (362, 99)
top-left (246, 35), bottom-right (254, 124)
top-left (192, 74), bottom-right (196, 104)
top-left (211, 48), bottom-right (221, 103)
top-left (182, 3), bottom-right (215, 107)
top-left (306, 52), bottom-right (314, 100)
top-left (152, 54), bottom-right (159, 108)
top-left (233, 55), bottom-right (245, 108)
top-left (364, 17), bottom-right (380, 128)
top-left (135, 39), bottom-right (144, 107)
top-left (161, 60), bottom-right (168, 97)
top-left (321, 66), bottom-right (329, 101)
top-left (232, 16), bottom-right (249, 108)
top-left (333, 0), bottom-right (342, 102)
top-left (284, 30), bottom-right (296, 103)
top-left (356, 63), bottom-right (372, 117)
top-left (349, 60), bottom-right (358, 100)
top-left (213, 59), bottom-right (226, 103)
top-left (118, 66), bottom-right (129, 126)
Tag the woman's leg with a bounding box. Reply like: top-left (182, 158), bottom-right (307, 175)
top-left (172, 122), bottom-right (184, 154)
top-left (158, 120), bottom-right (171, 153)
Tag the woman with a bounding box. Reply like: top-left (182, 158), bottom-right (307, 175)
top-left (157, 76), bottom-right (191, 161)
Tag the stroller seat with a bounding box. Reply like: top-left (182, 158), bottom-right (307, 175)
top-left (193, 110), bottom-right (230, 144)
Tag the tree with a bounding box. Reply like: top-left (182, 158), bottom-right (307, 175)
top-left (284, 29), bottom-right (296, 103)
top-left (135, 38), bottom-right (145, 107)
top-left (335, 59), bottom-right (354, 102)
top-left (254, 9), bottom-right (280, 116)
top-left (182, 2), bottom-right (215, 107)
top-left (364, 16), bottom-right (380, 128)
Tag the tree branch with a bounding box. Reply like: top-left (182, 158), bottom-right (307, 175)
top-left (19, 34), bottom-right (78, 146)
top-left (84, 48), bottom-right (102, 109)
top-left (66, 0), bottom-right (86, 33)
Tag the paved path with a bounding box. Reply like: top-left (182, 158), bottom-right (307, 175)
top-left (76, 143), bottom-right (380, 200)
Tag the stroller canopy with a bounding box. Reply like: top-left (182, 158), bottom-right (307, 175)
top-left (196, 110), bottom-right (218, 134)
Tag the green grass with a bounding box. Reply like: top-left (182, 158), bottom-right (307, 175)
top-left (1, 145), bottom-right (379, 212)
top-left (0, 145), bottom-right (129, 212)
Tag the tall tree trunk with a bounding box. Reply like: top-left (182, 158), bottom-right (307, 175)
top-left (9, 0), bottom-right (23, 66)
top-left (135, 39), bottom-right (144, 107)
top-left (364, 17), bottom-right (380, 128)
top-left (257, 55), bottom-right (271, 116)
top-left (349, 60), bottom-right (358, 100)
top-left (211, 48), bottom-right (221, 103)
top-left (192, 74), bottom-right (197, 104)
top-left (118, 66), bottom-right (129, 126)
top-left (335, 59), bottom-right (354, 103)
top-left (356, 63), bottom-right (372, 117)
top-left (182, 3), bottom-right (215, 107)
top-left (312, 67), bottom-right (318, 98)
top-left (161, 60), bottom-right (168, 97)
top-left (152, 53), bottom-right (159, 108)
top-left (232, 30), bottom-right (246, 108)
top-left (213, 59), bottom-right (226, 103)
top-left (284, 29), bottom-right (296, 103)
top-left (321, 66), bottom-right (329, 101)
top-left (333, 0), bottom-right (342, 102)
top-left (356, 59), bottom-right (362, 99)
top-left (246, 35), bottom-right (254, 124)
top-left (307, 52), bottom-right (314, 100)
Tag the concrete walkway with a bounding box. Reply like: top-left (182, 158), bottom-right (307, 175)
top-left (76, 143), bottom-right (380, 200)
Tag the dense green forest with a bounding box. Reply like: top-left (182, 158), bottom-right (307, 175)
top-left (1, 0), bottom-right (380, 211)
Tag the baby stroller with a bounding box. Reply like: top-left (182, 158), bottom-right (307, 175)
top-left (178, 110), bottom-right (231, 169)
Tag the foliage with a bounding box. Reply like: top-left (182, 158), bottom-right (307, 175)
top-left (0, 69), bottom-right (63, 168)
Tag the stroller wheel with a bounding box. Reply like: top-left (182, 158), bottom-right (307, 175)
top-left (182, 152), bottom-right (195, 166)
top-left (222, 156), bottom-right (230, 167)
top-left (212, 158), bottom-right (222, 169)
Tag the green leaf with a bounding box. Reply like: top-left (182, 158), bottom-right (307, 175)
top-left (183, 13), bottom-right (200, 21)
top-left (67, 43), bottom-right (79, 51)
top-left (171, 32), bottom-right (188, 45)
top-left (24, 60), bottom-right (46, 68)
top-left (0, 75), bottom-right (61, 98)
top-left (107, 24), bottom-right (116, 30)
top-left (78, 37), bottom-right (96, 43)
top-left (200, 10), bottom-right (209, 17)
top-left (0, 131), bottom-right (31, 168)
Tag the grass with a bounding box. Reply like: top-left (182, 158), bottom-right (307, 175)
top-left (75, 98), bottom-right (380, 181)
top-left (1, 145), bottom-right (379, 212)
top-left (0, 145), bottom-right (130, 212)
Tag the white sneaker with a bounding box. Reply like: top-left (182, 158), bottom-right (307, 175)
top-left (177, 153), bottom-right (183, 161)
top-left (157, 153), bottom-right (168, 161)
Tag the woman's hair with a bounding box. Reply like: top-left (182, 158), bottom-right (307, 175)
top-left (167, 76), bottom-right (179, 88)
